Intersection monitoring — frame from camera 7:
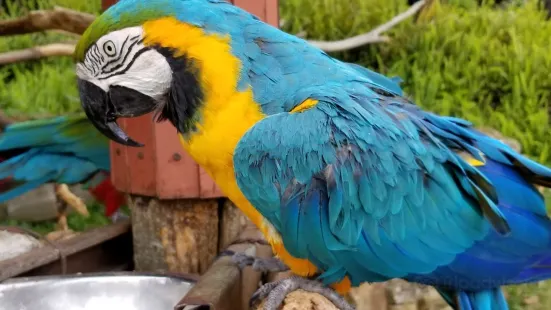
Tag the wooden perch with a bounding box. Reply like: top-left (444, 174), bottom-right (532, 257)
top-left (307, 0), bottom-right (426, 52)
top-left (0, 7), bottom-right (95, 36)
top-left (254, 289), bottom-right (341, 310)
top-left (255, 271), bottom-right (350, 310)
top-left (0, 43), bottom-right (75, 65)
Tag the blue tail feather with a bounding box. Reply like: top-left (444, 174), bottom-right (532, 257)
top-left (0, 174), bottom-right (53, 202)
top-left (438, 288), bottom-right (509, 310)
top-left (511, 254), bottom-right (551, 284)
top-left (422, 123), bottom-right (551, 310)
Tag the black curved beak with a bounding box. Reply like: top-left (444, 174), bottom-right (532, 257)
top-left (78, 79), bottom-right (157, 147)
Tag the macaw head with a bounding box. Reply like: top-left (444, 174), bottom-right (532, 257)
top-left (75, 0), bottom-right (261, 146)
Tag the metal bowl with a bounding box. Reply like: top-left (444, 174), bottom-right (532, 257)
top-left (0, 272), bottom-right (195, 310)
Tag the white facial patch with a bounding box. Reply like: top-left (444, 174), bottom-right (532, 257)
top-left (76, 26), bottom-right (172, 102)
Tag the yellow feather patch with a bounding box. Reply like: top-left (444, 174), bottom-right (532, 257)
top-left (466, 158), bottom-right (486, 167)
top-left (142, 17), bottom-right (318, 277)
top-left (458, 150), bottom-right (486, 167)
top-left (290, 99), bottom-right (318, 113)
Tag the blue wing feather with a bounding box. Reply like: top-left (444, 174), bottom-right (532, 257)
top-left (235, 90), bottom-right (495, 279)
top-left (223, 10), bottom-right (551, 308)
top-left (0, 114), bottom-right (110, 202)
top-left (234, 66), bottom-right (551, 310)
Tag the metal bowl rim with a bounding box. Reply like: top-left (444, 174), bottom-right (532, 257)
top-left (0, 271), bottom-right (199, 285)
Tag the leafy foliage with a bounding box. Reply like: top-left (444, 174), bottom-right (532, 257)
top-left (0, 203), bottom-right (131, 235)
top-left (281, 0), bottom-right (551, 167)
top-left (0, 0), bottom-right (100, 118)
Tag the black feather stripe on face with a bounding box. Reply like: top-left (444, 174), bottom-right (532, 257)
top-left (153, 46), bottom-right (204, 136)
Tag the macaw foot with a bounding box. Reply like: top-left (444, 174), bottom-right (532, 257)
top-left (56, 213), bottom-right (69, 231)
top-left (223, 250), bottom-right (290, 273)
top-left (47, 226), bottom-right (76, 241)
top-left (250, 275), bottom-right (355, 310)
top-left (55, 184), bottom-right (89, 217)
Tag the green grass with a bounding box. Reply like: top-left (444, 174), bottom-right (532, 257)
top-left (282, 0), bottom-right (551, 167)
top-left (0, 203), bottom-right (122, 235)
top-left (0, 0), bottom-right (100, 118)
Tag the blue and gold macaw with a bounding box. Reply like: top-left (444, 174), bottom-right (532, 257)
top-left (0, 114), bottom-right (126, 229)
top-left (73, 1), bottom-right (551, 309)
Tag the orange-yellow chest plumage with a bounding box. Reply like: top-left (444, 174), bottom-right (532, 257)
top-left (141, 17), bottom-right (319, 279)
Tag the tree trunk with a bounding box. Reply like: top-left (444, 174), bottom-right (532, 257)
top-left (129, 195), bottom-right (219, 275)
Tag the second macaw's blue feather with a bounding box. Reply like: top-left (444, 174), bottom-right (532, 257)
top-left (0, 114), bottom-right (111, 202)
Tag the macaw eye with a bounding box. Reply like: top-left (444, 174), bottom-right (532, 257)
top-left (103, 40), bottom-right (117, 57)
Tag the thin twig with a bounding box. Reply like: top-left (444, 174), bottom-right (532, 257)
top-left (52, 29), bottom-right (82, 38)
top-left (0, 7), bottom-right (95, 36)
top-left (0, 43), bottom-right (75, 65)
top-left (295, 31), bottom-right (307, 38)
top-left (0, 2), bottom-right (426, 61)
top-left (307, 0), bottom-right (426, 52)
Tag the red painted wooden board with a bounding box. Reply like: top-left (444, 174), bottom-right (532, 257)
top-left (103, 0), bottom-right (279, 199)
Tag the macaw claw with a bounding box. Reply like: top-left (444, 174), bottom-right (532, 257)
top-left (249, 275), bottom-right (355, 310)
top-left (232, 252), bottom-right (290, 273)
top-left (55, 184), bottom-right (89, 217)
top-left (221, 250), bottom-right (290, 273)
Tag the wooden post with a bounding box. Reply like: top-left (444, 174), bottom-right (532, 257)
top-left (174, 221), bottom-right (274, 310)
top-left (101, 0), bottom-right (279, 277)
top-left (130, 196), bottom-right (219, 274)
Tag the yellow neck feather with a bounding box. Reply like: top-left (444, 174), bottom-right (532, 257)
top-left (142, 17), bottom-right (266, 226)
top-left (141, 18), bottom-right (318, 278)
top-left (143, 17), bottom-right (237, 104)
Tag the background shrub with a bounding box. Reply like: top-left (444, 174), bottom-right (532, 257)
top-left (281, 0), bottom-right (551, 167)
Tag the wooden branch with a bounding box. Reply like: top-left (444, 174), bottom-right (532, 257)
top-left (0, 7), bottom-right (95, 36)
top-left (307, 0), bottom-right (426, 52)
top-left (0, 43), bottom-right (75, 65)
top-left (255, 289), bottom-right (341, 310)
top-left (52, 29), bottom-right (83, 38)
top-left (0, 2), bottom-right (425, 61)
